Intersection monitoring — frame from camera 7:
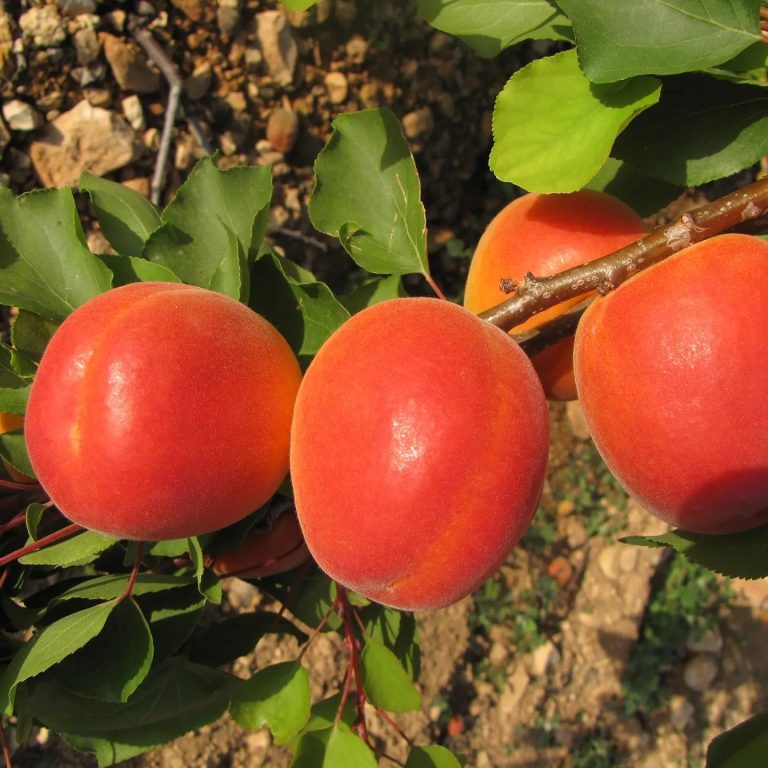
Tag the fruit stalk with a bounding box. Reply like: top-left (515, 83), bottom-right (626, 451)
top-left (481, 177), bottom-right (768, 334)
top-left (338, 585), bottom-right (369, 743)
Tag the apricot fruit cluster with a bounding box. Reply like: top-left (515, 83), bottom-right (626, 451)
top-left (289, 298), bottom-right (549, 611)
top-left (574, 233), bottom-right (768, 534)
top-left (25, 282), bottom-right (302, 541)
top-left (464, 190), bottom-right (648, 400)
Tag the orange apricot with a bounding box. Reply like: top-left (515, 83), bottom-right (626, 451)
top-left (213, 510), bottom-right (310, 579)
top-left (574, 234), bottom-right (768, 534)
top-left (290, 298), bottom-right (549, 611)
top-left (464, 190), bottom-right (648, 400)
top-left (25, 282), bottom-right (302, 540)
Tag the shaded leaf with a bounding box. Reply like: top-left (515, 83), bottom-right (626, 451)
top-left (260, 569), bottom-right (341, 631)
top-left (0, 429), bottom-right (35, 477)
top-left (148, 595), bottom-right (205, 663)
top-left (622, 523), bottom-right (768, 579)
top-left (10, 311), bottom-right (57, 364)
top-left (79, 172), bottom-right (162, 258)
top-left (188, 537), bottom-right (222, 604)
top-left (25, 502), bottom-right (47, 540)
top-left (51, 574), bottom-right (195, 605)
top-left (360, 639), bottom-right (421, 712)
top-left (310, 108), bottom-right (429, 276)
top-left (339, 275), bottom-right (407, 314)
top-left (0, 187), bottom-right (113, 321)
top-left (559, 0), bottom-right (762, 83)
top-left (20, 531), bottom-right (119, 568)
top-left (706, 712), bottom-right (768, 767)
top-left (99, 254), bottom-right (182, 287)
top-left (360, 604), bottom-right (420, 679)
top-left (491, 49), bottom-right (661, 192)
top-left (613, 74), bottom-right (768, 186)
top-left (416, 0), bottom-right (570, 57)
top-left (406, 745), bottom-right (463, 768)
top-left (230, 661), bottom-right (310, 744)
top-left (282, 0), bottom-right (319, 9)
top-left (0, 346), bottom-right (30, 414)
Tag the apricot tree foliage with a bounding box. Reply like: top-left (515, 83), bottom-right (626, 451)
top-left (0, 1), bottom-right (767, 767)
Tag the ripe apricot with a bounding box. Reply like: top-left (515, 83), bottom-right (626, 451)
top-left (574, 234), bottom-right (768, 534)
top-left (290, 298), bottom-right (549, 611)
top-left (213, 510), bottom-right (310, 579)
top-left (464, 191), bottom-right (648, 400)
top-left (25, 282), bottom-right (302, 540)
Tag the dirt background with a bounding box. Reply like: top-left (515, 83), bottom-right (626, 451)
top-left (2, 1), bottom-right (768, 766)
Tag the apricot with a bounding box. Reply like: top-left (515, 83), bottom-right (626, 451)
top-left (464, 190), bottom-right (648, 400)
top-left (574, 234), bottom-right (768, 534)
top-left (290, 298), bottom-right (549, 611)
top-left (25, 282), bottom-right (302, 541)
top-left (212, 510), bottom-right (310, 579)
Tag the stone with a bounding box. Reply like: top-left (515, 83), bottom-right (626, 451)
top-left (102, 33), bottom-right (160, 93)
top-left (683, 654), bottom-right (718, 692)
top-left (324, 71), bottom-right (348, 104)
top-left (83, 87), bottom-right (111, 108)
top-left (0, 10), bottom-right (13, 80)
top-left (122, 177), bottom-right (150, 198)
top-left (244, 46), bottom-right (262, 73)
top-left (103, 10), bottom-right (126, 33)
top-left (72, 23), bottom-right (101, 66)
top-left (254, 10), bottom-right (297, 86)
top-left (686, 627), bottom-right (723, 654)
top-left (58, 0), bottom-right (97, 17)
top-left (2, 100), bottom-right (43, 131)
top-left (121, 95), bottom-right (145, 132)
top-left (226, 91), bottom-right (247, 113)
top-left (529, 641), bottom-right (560, 677)
top-left (402, 107), bottom-right (433, 140)
top-left (359, 82), bottom-right (380, 109)
top-left (266, 108), bottom-right (298, 153)
top-left (19, 6), bottom-right (67, 48)
top-left (618, 546), bottom-right (639, 573)
top-left (346, 35), bottom-right (368, 65)
top-left (669, 695), bottom-right (695, 731)
top-left (217, 0), bottom-right (240, 36)
top-left (567, 400), bottom-right (591, 440)
top-left (0, 119), bottom-right (10, 155)
top-left (598, 545), bottom-right (620, 581)
top-left (169, 0), bottom-right (203, 22)
top-left (184, 62), bottom-right (212, 101)
top-left (29, 100), bottom-right (140, 188)
top-left (335, 0), bottom-right (357, 25)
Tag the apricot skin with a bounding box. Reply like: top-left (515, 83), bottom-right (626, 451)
top-left (25, 282), bottom-right (302, 541)
top-left (213, 510), bottom-right (310, 579)
top-left (290, 298), bottom-right (549, 611)
top-left (464, 191), bottom-right (648, 401)
top-left (574, 234), bottom-right (768, 534)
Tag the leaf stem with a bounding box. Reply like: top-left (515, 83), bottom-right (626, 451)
top-left (297, 593), bottom-right (340, 661)
top-left (481, 177), bottom-right (768, 336)
top-left (119, 542), bottom-right (145, 602)
top-left (0, 718), bottom-right (11, 768)
top-left (424, 273), bottom-right (448, 301)
top-left (337, 585), bottom-right (369, 744)
top-left (0, 523), bottom-right (82, 569)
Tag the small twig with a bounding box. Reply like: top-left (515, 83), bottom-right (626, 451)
top-left (424, 273), bottom-right (448, 301)
top-left (480, 176), bottom-right (768, 333)
top-left (0, 718), bottom-right (11, 768)
top-left (0, 479), bottom-right (40, 492)
top-left (337, 585), bottom-right (369, 744)
top-left (297, 594), bottom-right (340, 661)
top-left (376, 706), bottom-right (414, 748)
top-left (133, 27), bottom-right (182, 206)
top-left (0, 512), bottom-right (29, 537)
top-left (0, 523), bottom-right (82, 569)
top-left (380, 753), bottom-right (406, 767)
top-left (271, 228), bottom-right (329, 253)
top-left (335, 662), bottom-right (355, 729)
top-left (119, 542), bottom-right (145, 602)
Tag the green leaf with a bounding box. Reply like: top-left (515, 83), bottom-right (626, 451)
top-left (187, 536), bottom-right (222, 604)
top-left (0, 346), bottom-right (30, 413)
top-left (230, 661), bottom-right (310, 745)
top-left (613, 74), bottom-right (768, 187)
top-left (99, 254), bottom-right (182, 287)
top-left (416, 0), bottom-right (570, 57)
top-left (144, 157), bottom-right (272, 302)
top-left (0, 599), bottom-right (116, 713)
top-left (29, 659), bottom-right (237, 764)
top-left (146, 538), bottom-right (190, 558)
top-left (282, 0), bottom-right (319, 9)
top-left (490, 49), bottom-right (661, 193)
top-left (148, 593), bottom-right (205, 663)
top-left (706, 712), bottom-right (768, 767)
top-left (79, 172), bottom-right (162, 258)
top-left (250, 252), bottom-right (350, 367)
top-left (51, 574), bottom-right (195, 604)
top-left (57, 598), bottom-right (153, 702)
top-left (19, 530), bottom-right (119, 568)
top-left (0, 187), bottom-right (113, 322)
top-left (260, 570), bottom-right (341, 631)
top-left (207, 222), bottom-right (246, 300)
top-left (0, 428), bottom-right (35, 477)
top-left (406, 745), bottom-right (463, 768)
top-left (559, 0), bottom-right (762, 84)
top-left (310, 108), bottom-right (429, 276)
top-left (587, 158), bottom-right (682, 217)
top-left (25, 502), bottom-right (47, 540)
top-left (325, 728), bottom-right (378, 767)
top-left (10, 310), bottom-right (57, 364)
top-left (340, 275), bottom-right (407, 314)
top-left (361, 604), bottom-right (420, 679)
top-left (622, 524), bottom-right (768, 580)
top-left (189, 611), bottom-right (307, 667)
top-left (360, 639), bottom-right (422, 712)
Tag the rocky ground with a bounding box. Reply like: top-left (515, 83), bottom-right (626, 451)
top-left (3, 1), bottom-right (768, 767)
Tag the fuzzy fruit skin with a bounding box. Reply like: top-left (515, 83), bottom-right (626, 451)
top-left (213, 510), bottom-right (310, 579)
top-left (464, 190), bottom-right (648, 400)
top-left (574, 234), bottom-right (768, 534)
top-left (25, 282), bottom-right (302, 541)
top-left (290, 298), bottom-right (549, 611)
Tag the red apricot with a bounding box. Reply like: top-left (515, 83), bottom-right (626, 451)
top-left (290, 298), bottom-right (549, 611)
top-left (25, 282), bottom-right (302, 540)
top-left (574, 234), bottom-right (768, 534)
top-left (213, 509), bottom-right (310, 579)
top-left (464, 190), bottom-right (648, 400)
